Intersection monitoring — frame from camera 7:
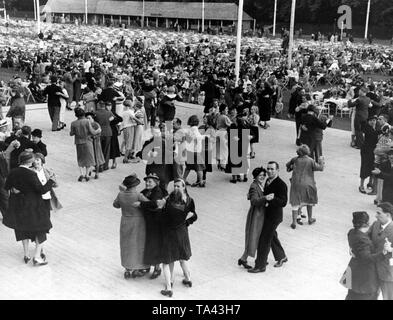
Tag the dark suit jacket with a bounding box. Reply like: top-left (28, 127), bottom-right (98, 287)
top-left (95, 109), bottom-right (113, 137)
top-left (264, 176), bottom-right (288, 223)
top-left (368, 221), bottom-right (393, 282)
top-left (347, 228), bottom-right (382, 294)
top-left (43, 84), bottom-right (62, 108)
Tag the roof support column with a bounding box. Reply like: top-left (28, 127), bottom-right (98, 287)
top-left (187, 19), bottom-right (189, 30)
top-left (128, 16), bottom-right (130, 25)
top-left (166, 18), bottom-right (168, 28)
top-left (146, 16), bottom-right (149, 27)
top-left (156, 17), bottom-right (158, 28)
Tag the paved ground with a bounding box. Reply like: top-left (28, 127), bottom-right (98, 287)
top-left (0, 102), bottom-right (377, 300)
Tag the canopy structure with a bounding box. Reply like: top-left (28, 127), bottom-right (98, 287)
top-left (43, 0), bottom-right (253, 22)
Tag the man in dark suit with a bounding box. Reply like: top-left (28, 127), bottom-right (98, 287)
top-left (42, 76), bottom-right (62, 131)
top-left (368, 202), bottom-right (393, 300)
top-left (249, 161), bottom-right (288, 273)
top-left (95, 102), bottom-right (113, 171)
top-left (372, 150), bottom-right (393, 205)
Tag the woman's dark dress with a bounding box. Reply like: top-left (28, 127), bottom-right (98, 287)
top-left (225, 118), bottom-right (249, 175)
top-left (3, 167), bottom-right (54, 242)
top-left (360, 124), bottom-right (378, 179)
top-left (109, 113), bottom-right (122, 160)
top-left (140, 186), bottom-right (168, 265)
top-left (161, 197), bottom-right (196, 264)
top-left (257, 86), bottom-right (274, 122)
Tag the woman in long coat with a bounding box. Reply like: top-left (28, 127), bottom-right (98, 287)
top-left (341, 211), bottom-right (383, 300)
top-left (136, 173), bottom-right (168, 279)
top-left (70, 108), bottom-right (101, 181)
top-left (108, 107), bottom-right (123, 170)
top-left (85, 112), bottom-right (105, 179)
top-left (225, 110), bottom-right (250, 183)
top-left (3, 151), bottom-right (55, 266)
top-left (238, 167), bottom-right (267, 269)
top-left (113, 174), bottom-right (148, 279)
top-left (286, 144), bottom-right (324, 229)
top-left (256, 81), bottom-right (274, 129)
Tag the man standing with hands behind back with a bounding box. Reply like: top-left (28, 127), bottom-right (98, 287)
top-left (249, 161), bottom-right (288, 273)
top-left (369, 202), bottom-right (393, 300)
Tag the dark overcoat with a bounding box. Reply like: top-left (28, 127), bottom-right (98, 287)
top-left (3, 167), bottom-right (54, 232)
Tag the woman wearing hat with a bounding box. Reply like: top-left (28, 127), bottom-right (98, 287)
top-left (341, 212), bottom-right (383, 300)
top-left (134, 173), bottom-right (168, 279)
top-left (7, 89), bottom-right (26, 131)
top-left (238, 167), bottom-right (267, 269)
top-left (286, 144), bottom-right (324, 229)
top-left (113, 174), bottom-right (148, 279)
top-left (3, 151), bottom-right (56, 266)
top-left (85, 112), bottom-right (105, 178)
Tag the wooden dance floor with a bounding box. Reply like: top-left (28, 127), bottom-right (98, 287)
top-left (0, 103), bottom-right (374, 300)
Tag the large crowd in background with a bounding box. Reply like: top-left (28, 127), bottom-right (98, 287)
top-left (0, 18), bottom-right (393, 299)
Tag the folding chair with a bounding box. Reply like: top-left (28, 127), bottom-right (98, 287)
top-left (25, 88), bottom-right (36, 103)
top-left (336, 106), bottom-right (351, 118)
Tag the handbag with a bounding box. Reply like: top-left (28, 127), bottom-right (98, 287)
top-left (339, 265), bottom-right (352, 289)
top-left (275, 101), bottom-right (284, 114)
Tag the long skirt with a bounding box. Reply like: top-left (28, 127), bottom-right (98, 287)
top-left (123, 126), bottom-right (135, 151)
top-left (360, 148), bottom-right (374, 179)
top-left (216, 129), bottom-right (228, 165)
top-left (120, 215), bottom-right (147, 270)
top-left (92, 137), bottom-right (105, 167)
top-left (76, 141), bottom-right (95, 167)
top-left (133, 125), bottom-right (144, 154)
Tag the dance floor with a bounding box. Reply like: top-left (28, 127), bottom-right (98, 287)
top-left (0, 102), bottom-right (375, 300)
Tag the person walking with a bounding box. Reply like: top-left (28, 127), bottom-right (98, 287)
top-left (238, 167), bottom-right (267, 269)
top-left (42, 76), bottom-right (62, 132)
top-left (286, 145), bottom-right (325, 229)
top-left (113, 174), bottom-right (148, 279)
top-left (160, 179), bottom-right (197, 298)
top-left (249, 161), bottom-right (288, 273)
top-left (3, 151), bottom-right (55, 266)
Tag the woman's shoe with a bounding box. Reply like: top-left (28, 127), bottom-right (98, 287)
top-left (123, 158), bottom-right (129, 164)
top-left (131, 270), bottom-right (145, 278)
top-left (160, 289), bottom-right (173, 298)
top-left (191, 181), bottom-right (201, 187)
top-left (229, 179), bottom-right (237, 184)
top-left (237, 176), bottom-right (241, 182)
top-left (308, 218), bottom-right (316, 225)
top-left (359, 186), bottom-right (366, 194)
top-left (40, 250), bottom-right (46, 261)
top-left (250, 152), bottom-right (255, 159)
top-left (77, 175), bottom-right (84, 182)
top-left (185, 181), bottom-right (191, 186)
top-left (296, 218), bottom-right (303, 225)
top-left (124, 270), bottom-right (131, 279)
top-left (84, 176), bottom-right (89, 182)
top-left (23, 256), bottom-right (31, 264)
top-left (243, 177), bottom-right (248, 183)
top-left (199, 181), bottom-right (206, 188)
top-left (94, 174), bottom-right (99, 179)
top-left (237, 259), bottom-right (252, 269)
top-left (182, 279), bottom-right (192, 287)
top-left (32, 258), bottom-right (48, 266)
top-left (150, 268), bottom-right (161, 279)
top-left (290, 223), bottom-right (296, 229)
top-left (111, 163), bottom-right (117, 169)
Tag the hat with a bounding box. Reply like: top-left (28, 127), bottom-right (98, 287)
top-left (123, 100), bottom-right (133, 107)
top-left (143, 173), bottom-right (160, 182)
top-left (167, 86), bottom-right (176, 94)
top-left (34, 152), bottom-right (45, 164)
top-left (31, 129), bottom-right (42, 138)
top-left (0, 119), bottom-right (8, 128)
top-left (18, 151), bottom-right (34, 165)
top-left (352, 211), bottom-right (369, 228)
top-left (378, 202), bottom-right (393, 217)
top-left (367, 115), bottom-right (378, 121)
top-left (122, 173), bottom-right (141, 189)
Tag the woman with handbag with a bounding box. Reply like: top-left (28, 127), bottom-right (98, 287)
top-left (160, 179), bottom-right (197, 298)
top-left (341, 211), bottom-right (388, 300)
